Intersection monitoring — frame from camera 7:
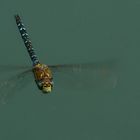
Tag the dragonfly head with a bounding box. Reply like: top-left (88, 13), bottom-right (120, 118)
top-left (42, 85), bottom-right (52, 93)
top-left (42, 80), bottom-right (53, 94)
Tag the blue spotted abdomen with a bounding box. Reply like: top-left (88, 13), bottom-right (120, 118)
top-left (15, 15), bottom-right (39, 66)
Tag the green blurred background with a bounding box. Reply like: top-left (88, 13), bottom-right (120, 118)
top-left (0, 0), bottom-right (140, 139)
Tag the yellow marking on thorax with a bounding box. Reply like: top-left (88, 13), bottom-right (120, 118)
top-left (33, 63), bottom-right (52, 81)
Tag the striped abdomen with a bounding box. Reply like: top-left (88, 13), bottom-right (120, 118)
top-left (15, 15), bottom-right (39, 66)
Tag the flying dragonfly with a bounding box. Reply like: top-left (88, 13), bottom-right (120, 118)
top-left (0, 15), bottom-right (117, 103)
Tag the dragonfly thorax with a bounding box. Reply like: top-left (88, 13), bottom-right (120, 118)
top-left (32, 63), bottom-right (53, 93)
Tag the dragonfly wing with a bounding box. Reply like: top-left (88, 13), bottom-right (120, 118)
top-left (49, 60), bottom-right (118, 92)
top-left (0, 65), bottom-right (31, 73)
top-left (0, 69), bottom-right (33, 104)
top-left (49, 60), bottom-right (117, 72)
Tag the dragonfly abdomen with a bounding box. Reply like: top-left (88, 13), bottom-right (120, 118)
top-left (15, 15), bottom-right (39, 66)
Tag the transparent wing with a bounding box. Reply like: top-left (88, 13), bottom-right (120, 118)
top-left (49, 60), bottom-right (118, 92)
top-left (0, 69), bottom-right (33, 104)
top-left (0, 65), bottom-right (30, 73)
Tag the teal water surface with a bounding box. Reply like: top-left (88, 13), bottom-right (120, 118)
top-left (0, 0), bottom-right (140, 140)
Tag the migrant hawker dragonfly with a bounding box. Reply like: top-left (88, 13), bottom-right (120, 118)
top-left (0, 15), bottom-right (117, 103)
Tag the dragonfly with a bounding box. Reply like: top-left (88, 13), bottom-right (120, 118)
top-left (0, 15), bottom-right (117, 103)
